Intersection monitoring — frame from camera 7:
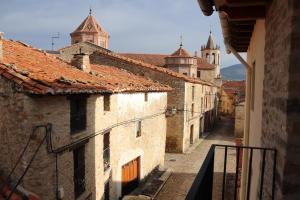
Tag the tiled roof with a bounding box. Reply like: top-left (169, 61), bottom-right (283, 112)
top-left (197, 57), bottom-right (215, 70)
top-left (119, 53), bottom-right (167, 67)
top-left (0, 39), bottom-right (172, 95)
top-left (222, 80), bottom-right (245, 89)
top-left (169, 47), bottom-right (192, 57)
top-left (71, 14), bottom-right (107, 35)
top-left (92, 49), bottom-right (215, 86)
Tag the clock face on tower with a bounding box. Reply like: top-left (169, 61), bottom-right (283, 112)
top-left (87, 24), bottom-right (92, 31)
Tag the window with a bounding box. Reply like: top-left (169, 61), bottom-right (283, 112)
top-left (73, 145), bottom-right (85, 198)
top-left (201, 97), bottom-right (203, 112)
top-left (197, 70), bottom-right (201, 78)
top-left (104, 179), bottom-right (110, 200)
top-left (191, 103), bottom-right (194, 117)
top-left (104, 94), bottom-right (111, 111)
top-left (70, 96), bottom-right (87, 134)
top-left (206, 53), bottom-right (210, 63)
top-left (144, 93), bottom-right (148, 102)
top-left (212, 53), bottom-right (216, 64)
top-left (192, 86), bottom-right (195, 101)
top-left (136, 121), bottom-right (142, 137)
top-left (103, 132), bottom-right (110, 171)
top-left (183, 72), bottom-right (188, 76)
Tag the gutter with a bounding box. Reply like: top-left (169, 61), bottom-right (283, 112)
top-left (197, 0), bottom-right (214, 16)
top-left (219, 12), bottom-right (251, 69)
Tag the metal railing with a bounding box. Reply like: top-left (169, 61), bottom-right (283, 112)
top-left (186, 144), bottom-right (277, 200)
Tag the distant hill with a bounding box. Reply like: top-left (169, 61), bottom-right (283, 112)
top-left (221, 64), bottom-right (246, 80)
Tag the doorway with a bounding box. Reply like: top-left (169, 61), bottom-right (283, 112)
top-left (190, 125), bottom-right (194, 145)
top-left (121, 157), bottom-right (140, 196)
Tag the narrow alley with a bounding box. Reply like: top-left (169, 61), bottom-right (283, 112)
top-left (156, 116), bottom-right (236, 200)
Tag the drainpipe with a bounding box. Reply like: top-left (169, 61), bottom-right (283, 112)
top-left (224, 38), bottom-right (252, 200)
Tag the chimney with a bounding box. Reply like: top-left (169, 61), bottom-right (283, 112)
top-left (0, 32), bottom-right (4, 62)
top-left (71, 48), bottom-right (91, 73)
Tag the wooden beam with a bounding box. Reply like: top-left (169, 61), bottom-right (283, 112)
top-left (224, 0), bottom-right (267, 7)
top-left (220, 5), bottom-right (266, 20)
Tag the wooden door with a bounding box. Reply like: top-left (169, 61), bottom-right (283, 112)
top-left (121, 157), bottom-right (140, 196)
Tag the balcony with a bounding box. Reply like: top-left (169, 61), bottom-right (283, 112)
top-left (186, 144), bottom-right (276, 200)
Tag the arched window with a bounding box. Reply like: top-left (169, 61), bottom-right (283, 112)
top-left (206, 53), bottom-right (210, 63)
top-left (212, 53), bottom-right (216, 64)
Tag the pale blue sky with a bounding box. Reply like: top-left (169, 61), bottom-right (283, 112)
top-left (0, 0), bottom-right (240, 67)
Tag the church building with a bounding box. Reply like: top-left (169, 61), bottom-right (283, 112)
top-left (70, 9), bottom-right (109, 49)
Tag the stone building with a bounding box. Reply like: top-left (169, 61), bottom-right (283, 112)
top-left (220, 80), bottom-right (245, 115)
top-left (89, 49), bottom-right (218, 153)
top-left (120, 32), bottom-right (222, 87)
top-left (57, 15), bottom-right (219, 153)
top-left (70, 10), bottom-right (109, 49)
top-left (234, 102), bottom-right (245, 138)
top-left (0, 35), bottom-right (172, 199)
top-left (196, 0), bottom-right (300, 199)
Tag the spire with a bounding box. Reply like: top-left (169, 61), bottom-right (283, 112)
top-left (206, 31), bottom-right (216, 49)
top-left (180, 35), bottom-right (183, 48)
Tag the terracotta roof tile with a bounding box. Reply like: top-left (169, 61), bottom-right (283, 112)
top-left (93, 49), bottom-right (215, 86)
top-left (119, 53), bottom-right (167, 67)
top-left (71, 14), bottom-right (108, 35)
top-left (1, 39), bottom-right (172, 95)
top-left (197, 57), bottom-right (215, 70)
top-left (169, 47), bottom-right (192, 57)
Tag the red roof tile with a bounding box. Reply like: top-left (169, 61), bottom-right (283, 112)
top-left (92, 49), bottom-right (215, 86)
top-left (169, 47), bottom-right (192, 57)
top-left (1, 39), bottom-right (172, 95)
top-left (120, 53), bottom-right (215, 71)
top-left (119, 53), bottom-right (167, 67)
top-left (197, 57), bottom-right (215, 70)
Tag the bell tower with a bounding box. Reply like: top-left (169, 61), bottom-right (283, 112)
top-left (201, 31), bottom-right (221, 79)
top-left (70, 9), bottom-right (109, 49)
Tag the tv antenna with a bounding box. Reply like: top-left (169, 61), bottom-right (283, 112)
top-left (51, 32), bottom-right (60, 51)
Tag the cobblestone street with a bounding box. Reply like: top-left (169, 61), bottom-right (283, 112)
top-left (155, 116), bottom-right (236, 200)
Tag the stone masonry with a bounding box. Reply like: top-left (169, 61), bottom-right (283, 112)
top-left (262, 0), bottom-right (300, 199)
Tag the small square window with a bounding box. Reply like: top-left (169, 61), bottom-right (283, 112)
top-left (136, 121), bottom-right (142, 137)
top-left (104, 95), bottom-right (111, 111)
top-left (144, 93), bottom-right (148, 102)
top-left (197, 70), bottom-right (201, 78)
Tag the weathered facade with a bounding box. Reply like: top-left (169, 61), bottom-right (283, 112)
top-left (0, 38), bottom-right (171, 199)
top-left (220, 81), bottom-right (245, 115)
top-left (56, 12), bottom-right (220, 155)
top-left (234, 102), bottom-right (245, 138)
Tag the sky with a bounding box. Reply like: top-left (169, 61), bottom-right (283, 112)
top-left (0, 0), bottom-right (242, 67)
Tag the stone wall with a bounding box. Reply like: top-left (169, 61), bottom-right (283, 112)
top-left (89, 52), bottom-right (189, 153)
top-left (0, 75), bottom-right (168, 200)
top-left (262, 0), bottom-right (300, 199)
top-left (234, 102), bottom-right (245, 138)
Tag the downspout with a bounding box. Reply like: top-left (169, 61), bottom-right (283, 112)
top-left (219, 12), bottom-right (252, 200)
top-left (226, 39), bottom-right (252, 200)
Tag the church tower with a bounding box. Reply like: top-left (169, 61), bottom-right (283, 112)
top-left (201, 32), bottom-right (221, 79)
top-left (70, 9), bottom-right (109, 49)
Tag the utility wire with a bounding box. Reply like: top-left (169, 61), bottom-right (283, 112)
top-left (6, 125), bottom-right (46, 181)
top-left (6, 130), bottom-right (48, 200)
top-left (48, 111), bottom-right (166, 154)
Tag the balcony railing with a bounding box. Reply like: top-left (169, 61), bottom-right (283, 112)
top-left (186, 144), bottom-right (277, 200)
top-left (103, 147), bottom-right (110, 171)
